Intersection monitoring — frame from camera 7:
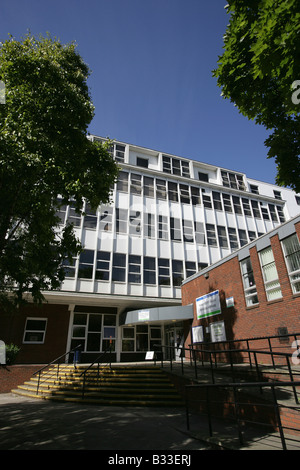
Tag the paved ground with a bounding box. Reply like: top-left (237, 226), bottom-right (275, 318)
top-left (0, 392), bottom-right (299, 455)
top-left (0, 393), bottom-right (213, 452)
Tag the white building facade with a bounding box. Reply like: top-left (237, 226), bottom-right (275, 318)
top-left (44, 136), bottom-right (300, 362)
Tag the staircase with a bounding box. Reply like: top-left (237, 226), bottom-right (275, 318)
top-left (11, 364), bottom-right (184, 407)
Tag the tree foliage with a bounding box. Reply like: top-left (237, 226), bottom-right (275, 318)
top-left (213, 0), bottom-right (300, 191)
top-left (0, 33), bottom-right (119, 308)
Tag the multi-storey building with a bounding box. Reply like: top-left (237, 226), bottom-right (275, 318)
top-left (2, 136), bottom-right (300, 364)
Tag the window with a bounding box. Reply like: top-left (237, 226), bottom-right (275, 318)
top-left (194, 221), bottom-right (206, 245)
top-left (144, 176), bottom-right (154, 197)
top-left (62, 256), bottom-right (77, 278)
top-left (268, 204), bottom-right (278, 222)
top-left (71, 312), bottom-right (116, 353)
top-left (162, 155), bottom-right (190, 177)
top-left (251, 200), bottom-right (261, 219)
top-left (128, 255), bottom-right (141, 283)
top-left (144, 213), bottom-right (155, 238)
top-left (240, 258), bottom-right (259, 307)
top-left (115, 144), bottom-right (125, 163)
top-left (261, 205), bottom-right (270, 220)
top-left (83, 204), bottom-right (98, 229)
top-left (67, 202), bottom-right (81, 227)
top-left (242, 198), bottom-right (252, 217)
top-left (136, 157), bottom-right (148, 168)
top-left (158, 258), bottom-right (170, 286)
top-left (158, 215), bottom-right (168, 240)
top-left (117, 171), bottom-right (128, 192)
top-left (56, 198), bottom-right (67, 224)
top-left (23, 318), bottom-right (47, 343)
top-left (238, 229), bottom-right (248, 247)
top-left (213, 192), bottom-right (223, 211)
top-left (122, 327), bottom-right (135, 351)
top-left (179, 184), bottom-right (190, 204)
top-left (191, 187), bottom-right (201, 206)
top-left (112, 253), bottom-right (126, 282)
top-left (281, 234), bottom-right (300, 294)
top-left (156, 179), bottom-right (167, 199)
top-left (259, 247), bottom-right (282, 301)
top-left (185, 261), bottom-right (197, 278)
top-left (217, 226), bottom-right (228, 248)
top-left (232, 196), bottom-right (242, 215)
top-left (250, 185), bottom-right (259, 194)
top-left (202, 190), bottom-right (212, 209)
top-left (129, 211), bottom-right (141, 236)
top-left (222, 194), bottom-right (233, 213)
top-left (221, 171), bottom-right (245, 191)
top-left (228, 227), bottom-right (239, 250)
top-left (78, 250), bottom-right (94, 279)
top-left (183, 220), bottom-right (194, 243)
top-left (273, 190), bottom-right (282, 200)
top-left (172, 260), bottom-right (184, 286)
top-left (99, 207), bottom-right (113, 232)
top-left (198, 172), bottom-right (209, 182)
top-left (206, 224), bottom-right (217, 246)
top-left (96, 251), bottom-right (110, 280)
top-left (277, 206), bottom-right (285, 223)
top-left (170, 218), bottom-right (182, 241)
top-left (116, 209), bottom-right (128, 234)
top-left (168, 182), bottom-right (178, 202)
top-left (130, 173), bottom-right (142, 195)
top-left (144, 257), bottom-right (156, 284)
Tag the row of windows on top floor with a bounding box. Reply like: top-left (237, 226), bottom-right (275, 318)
top-left (57, 203), bottom-right (267, 249)
top-left (101, 140), bottom-right (247, 191)
top-left (115, 172), bottom-right (285, 223)
top-left (63, 251), bottom-right (208, 286)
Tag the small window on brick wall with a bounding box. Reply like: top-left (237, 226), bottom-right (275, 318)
top-left (240, 258), bottom-right (259, 307)
top-left (259, 247), bottom-right (282, 301)
top-left (281, 234), bottom-right (300, 294)
top-left (23, 318), bottom-right (47, 344)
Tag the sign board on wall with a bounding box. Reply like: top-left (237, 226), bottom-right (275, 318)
top-left (138, 310), bottom-right (150, 321)
top-left (192, 325), bottom-right (204, 344)
top-left (196, 290), bottom-right (221, 320)
top-left (210, 321), bottom-right (226, 343)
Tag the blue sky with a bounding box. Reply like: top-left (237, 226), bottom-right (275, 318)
top-left (1, 0), bottom-right (279, 184)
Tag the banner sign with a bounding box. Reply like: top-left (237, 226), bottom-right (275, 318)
top-left (196, 290), bottom-right (221, 319)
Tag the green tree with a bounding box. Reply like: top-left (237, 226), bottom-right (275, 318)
top-left (0, 33), bottom-right (119, 308)
top-left (213, 0), bottom-right (300, 191)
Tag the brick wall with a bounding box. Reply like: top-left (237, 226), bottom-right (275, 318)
top-left (182, 222), bottom-right (300, 362)
top-left (0, 365), bottom-right (42, 393)
top-left (0, 303), bottom-right (70, 364)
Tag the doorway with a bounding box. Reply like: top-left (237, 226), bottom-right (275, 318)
top-left (164, 323), bottom-right (184, 360)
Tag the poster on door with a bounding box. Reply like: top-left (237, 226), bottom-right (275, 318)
top-left (196, 290), bottom-right (221, 319)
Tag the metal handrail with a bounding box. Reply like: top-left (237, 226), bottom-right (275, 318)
top-left (79, 346), bottom-right (112, 399)
top-left (33, 344), bottom-right (82, 395)
top-left (185, 380), bottom-right (300, 451)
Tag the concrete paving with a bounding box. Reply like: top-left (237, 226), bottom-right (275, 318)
top-left (0, 360), bottom-right (299, 452)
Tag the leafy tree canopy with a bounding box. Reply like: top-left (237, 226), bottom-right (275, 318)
top-left (213, 0), bottom-right (300, 191)
top-left (0, 33), bottom-right (119, 309)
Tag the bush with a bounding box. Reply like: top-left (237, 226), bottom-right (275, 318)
top-left (5, 343), bottom-right (20, 365)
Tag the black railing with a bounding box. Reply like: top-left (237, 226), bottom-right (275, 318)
top-left (79, 346), bottom-right (112, 399)
top-left (33, 344), bottom-right (82, 395)
top-left (185, 380), bottom-right (300, 451)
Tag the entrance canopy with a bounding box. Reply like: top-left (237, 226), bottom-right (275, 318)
top-left (121, 304), bottom-right (194, 326)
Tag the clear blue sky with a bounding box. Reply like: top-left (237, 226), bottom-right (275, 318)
top-left (1, 0), bottom-right (279, 184)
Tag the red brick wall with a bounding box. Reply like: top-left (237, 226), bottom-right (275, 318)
top-left (182, 223), bottom-right (300, 362)
top-left (0, 303), bottom-right (70, 364)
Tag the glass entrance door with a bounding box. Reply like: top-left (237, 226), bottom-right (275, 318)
top-left (164, 323), bottom-right (184, 360)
